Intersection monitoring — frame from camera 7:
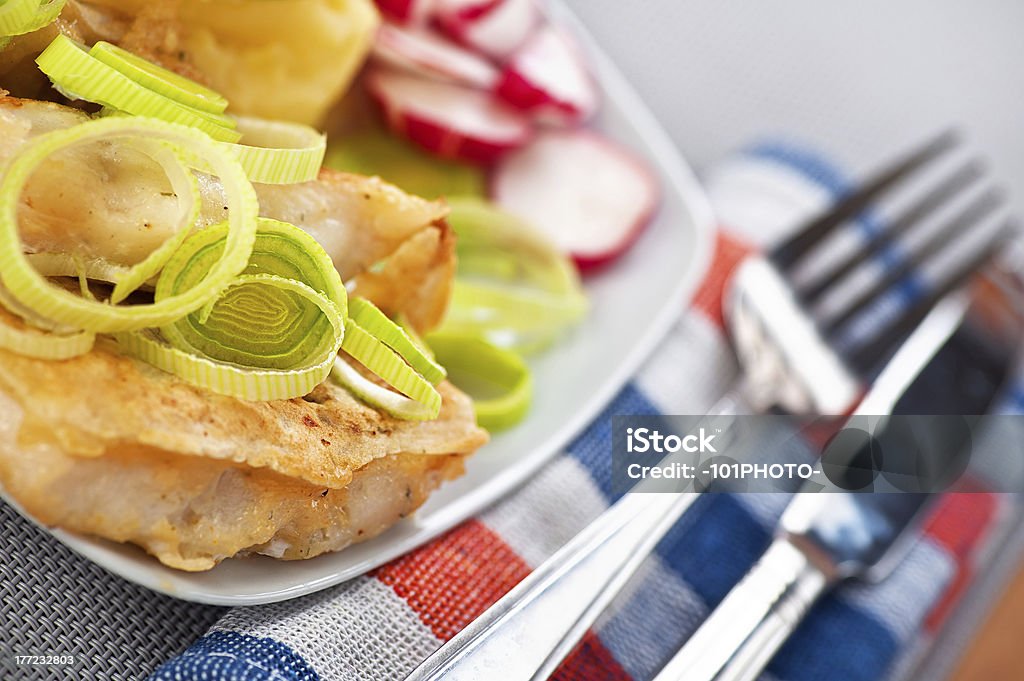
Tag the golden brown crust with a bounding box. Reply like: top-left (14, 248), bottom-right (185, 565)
top-left (0, 405), bottom-right (468, 570)
top-left (0, 344), bottom-right (486, 490)
top-left (351, 219), bottom-right (457, 332)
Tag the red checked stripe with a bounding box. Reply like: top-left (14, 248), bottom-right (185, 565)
top-left (373, 520), bottom-right (530, 641)
top-left (373, 519), bottom-right (631, 679)
top-left (921, 491), bottom-right (1000, 632)
top-left (550, 632), bottom-right (632, 681)
top-left (690, 231), bottom-right (755, 328)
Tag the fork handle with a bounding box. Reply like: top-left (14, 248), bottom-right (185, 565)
top-left (404, 390), bottom-right (749, 681)
top-left (653, 538), bottom-right (832, 681)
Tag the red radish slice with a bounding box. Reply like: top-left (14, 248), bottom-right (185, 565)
top-left (373, 23), bottom-right (500, 88)
top-left (367, 68), bottom-right (532, 165)
top-left (492, 130), bottom-right (660, 270)
top-left (374, 0), bottom-right (436, 25)
top-left (434, 0), bottom-right (500, 22)
top-left (437, 0), bottom-right (539, 61)
top-left (496, 26), bottom-right (597, 126)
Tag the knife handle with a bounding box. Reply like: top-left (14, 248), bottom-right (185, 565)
top-left (654, 538), bottom-right (832, 681)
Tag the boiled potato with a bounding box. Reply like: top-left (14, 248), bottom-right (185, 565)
top-left (78, 0), bottom-right (379, 125)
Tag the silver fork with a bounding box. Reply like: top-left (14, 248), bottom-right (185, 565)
top-left (654, 262), bottom-right (1024, 681)
top-left (404, 133), bottom-right (1012, 681)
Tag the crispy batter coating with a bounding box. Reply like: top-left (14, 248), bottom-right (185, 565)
top-left (0, 346), bottom-right (483, 571)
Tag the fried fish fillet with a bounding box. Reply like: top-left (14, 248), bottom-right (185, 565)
top-left (0, 98), bottom-right (487, 571)
top-left (0, 343), bottom-right (486, 571)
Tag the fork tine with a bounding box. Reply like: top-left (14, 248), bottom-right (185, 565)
top-left (821, 187), bottom-right (1004, 334)
top-left (844, 225), bottom-right (1014, 375)
top-left (770, 129), bottom-right (960, 270)
top-left (796, 160), bottom-right (985, 302)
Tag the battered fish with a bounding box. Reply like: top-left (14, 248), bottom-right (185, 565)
top-left (0, 98), bottom-right (488, 571)
top-left (0, 344), bottom-right (485, 571)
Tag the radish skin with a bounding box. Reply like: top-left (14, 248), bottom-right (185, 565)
top-left (374, 0), bottom-right (437, 25)
top-left (367, 68), bottom-right (532, 165)
top-left (434, 0), bottom-right (501, 22)
top-left (437, 0), bottom-right (539, 61)
top-left (496, 26), bottom-right (597, 126)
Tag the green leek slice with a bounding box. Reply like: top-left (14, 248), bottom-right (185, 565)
top-left (117, 327), bottom-right (339, 402)
top-left (331, 355), bottom-right (439, 421)
top-left (0, 0), bottom-right (64, 39)
top-left (89, 41), bottom-right (229, 115)
top-left (227, 116), bottom-right (327, 185)
top-left (426, 331), bottom-right (532, 432)
top-left (440, 198), bottom-right (588, 353)
top-left (36, 35), bottom-right (242, 142)
top-left (0, 310), bottom-right (94, 359)
top-left (341, 319), bottom-right (441, 416)
top-left (156, 219), bottom-right (346, 371)
top-left (348, 297), bottom-right (445, 385)
top-left (324, 123), bottom-right (484, 199)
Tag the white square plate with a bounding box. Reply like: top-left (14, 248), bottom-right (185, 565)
top-left (3, 2), bottom-right (715, 605)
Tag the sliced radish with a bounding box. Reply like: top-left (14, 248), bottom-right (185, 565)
top-left (492, 130), bottom-right (660, 270)
top-left (372, 23), bottom-right (500, 89)
top-left (434, 0), bottom-right (501, 22)
top-left (374, 0), bottom-right (436, 25)
top-left (366, 68), bottom-right (532, 165)
top-left (496, 26), bottom-right (597, 126)
top-left (437, 0), bottom-right (540, 62)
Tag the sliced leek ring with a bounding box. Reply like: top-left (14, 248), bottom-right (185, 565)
top-left (117, 328), bottom-right (339, 402)
top-left (331, 355), bottom-right (440, 421)
top-left (156, 219), bottom-right (347, 372)
top-left (90, 41), bottom-right (229, 115)
top-left (441, 198), bottom-right (588, 354)
top-left (226, 116), bottom-right (327, 185)
top-left (0, 305), bottom-right (93, 359)
top-left (0, 0), bottom-right (64, 39)
top-left (348, 297), bottom-right (445, 385)
top-left (341, 319), bottom-right (441, 416)
top-left (36, 36), bottom-right (242, 143)
top-left (0, 116), bottom-right (259, 333)
top-left (426, 331), bottom-right (532, 432)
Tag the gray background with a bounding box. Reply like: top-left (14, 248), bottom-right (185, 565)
top-left (564, 0), bottom-right (1024, 203)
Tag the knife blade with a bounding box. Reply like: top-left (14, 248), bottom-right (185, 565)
top-left (654, 270), bottom-right (1024, 681)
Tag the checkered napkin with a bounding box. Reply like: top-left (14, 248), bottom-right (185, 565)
top-left (2, 142), bottom-right (1020, 681)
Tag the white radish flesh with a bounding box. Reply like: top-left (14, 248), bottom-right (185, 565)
top-left (373, 23), bottom-right (500, 89)
top-left (492, 130), bottom-right (659, 270)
